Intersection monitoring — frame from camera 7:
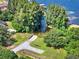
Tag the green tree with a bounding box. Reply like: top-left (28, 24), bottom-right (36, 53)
top-left (0, 10), bottom-right (13, 21)
top-left (11, 1), bottom-right (44, 32)
top-left (46, 5), bottom-right (69, 29)
top-left (44, 28), bottom-right (69, 48)
top-left (69, 27), bottom-right (79, 40)
top-left (0, 46), bottom-right (18, 59)
top-left (0, 25), bottom-right (13, 46)
top-left (0, 46), bottom-right (31, 59)
top-left (66, 54), bottom-right (79, 59)
top-left (44, 27), bottom-right (77, 48)
top-left (8, 0), bottom-right (28, 12)
top-left (65, 40), bottom-right (79, 56)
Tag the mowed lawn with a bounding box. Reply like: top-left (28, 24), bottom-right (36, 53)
top-left (30, 36), bottom-right (67, 59)
top-left (12, 33), bottom-right (31, 45)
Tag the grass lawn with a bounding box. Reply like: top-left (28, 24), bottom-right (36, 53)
top-left (17, 52), bottom-right (33, 59)
top-left (30, 36), bottom-right (67, 59)
top-left (12, 33), bottom-right (31, 45)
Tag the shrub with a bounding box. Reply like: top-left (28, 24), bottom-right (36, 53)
top-left (0, 10), bottom-right (14, 21)
top-left (65, 41), bottom-right (79, 56)
top-left (0, 46), bottom-right (18, 59)
top-left (46, 5), bottom-right (69, 29)
top-left (44, 28), bottom-right (69, 48)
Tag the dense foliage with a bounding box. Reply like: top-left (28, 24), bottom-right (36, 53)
top-left (45, 27), bottom-right (79, 57)
top-left (8, 0), bottom-right (28, 12)
top-left (66, 54), bottom-right (79, 59)
top-left (0, 0), bottom-right (79, 58)
top-left (0, 46), bottom-right (18, 59)
top-left (46, 5), bottom-right (69, 29)
top-left (44, 28), bottom-right (70, 48)
top-left (0, 25), bottom-right (13, 46)
top-left (0, 1), bottom-right (69, 32)
top-left (0, 46), bottom-right (32, 59)
top-left (8, 0), bottom-right (45, 32)
top-left (0, 10), bottom-right (13, 21)
top-left (65, 40), bottom-right (79, 56)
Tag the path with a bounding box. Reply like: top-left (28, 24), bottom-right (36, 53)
top-left (12, 35), bottom-right (44, 54)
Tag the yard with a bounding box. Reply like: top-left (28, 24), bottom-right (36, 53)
top-left (6, 21), bottom-right (67, 59)
top-left (30, 34), bottom-right (67, 59)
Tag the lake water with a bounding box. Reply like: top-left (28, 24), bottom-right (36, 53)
top-left (35, 0), bottom-right (79, 25)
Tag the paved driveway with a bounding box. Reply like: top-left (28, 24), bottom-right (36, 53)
top-left (12, 35), bottom-right (44, 54)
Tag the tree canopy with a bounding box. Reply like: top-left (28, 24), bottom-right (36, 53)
top-left (0, 46), bottom-right (18, 59)
top-left (8, 0), bottom-right (45, 32)
top-left (0, 25), bottom-right (13, 46)
top-left (44, 27), bottom-right (79, 57)
top-left (0, 46), bottom-right (32, 59)
top-left (46, 5), bottom-right (69, 29)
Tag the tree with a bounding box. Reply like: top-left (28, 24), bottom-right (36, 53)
top-left (65, 40), bottom-right (79, 56)
top-left (69, 27), bottom-right (79, 40)
top-left (44, 27), bottom-right (79, 57)
top-left (8, 0), bottom-right (28, 12)
top-left (0, 10), bottom-right (13, 21)
top-left (46, 5), bottom-right (69, 29)
top-left (0, 25), bottom-right (13, 46)
top-left (66, 54), bottom-right (79, 59)
top-left (44, 28), bottom-right (69, 48)
top-left (0, 46), bottom-right (31, 59)
top-left (44, 27), bottom-right (78, 48)
top-left (0, 46), bottom-right (18, 59)
top-left (11, 1), bottom-right (44, 32)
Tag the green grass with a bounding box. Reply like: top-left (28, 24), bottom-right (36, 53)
top-left (12, 33), bottom-right (31, 45)
top-left (17, 52), bottom-right (33, 59)
top-left (30, 37), bottom-right (67, 59)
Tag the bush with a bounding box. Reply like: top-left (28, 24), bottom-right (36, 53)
top-left (0, 10), bottom-right (14, 21)
top-left (0, 25), bottom-right (14, 46)
top-left (65, 41), bottom-right (79, 56)
top-left (0, 46), bottom-right (18, 59)
top-left (44, 28), bottom-right (69, 48)
top-left (66, 54), bottom-right (79, 59)
top-left (69, 27), bottom-right (79, 40)
top-left (46, 5), bottom-right (69, 29)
